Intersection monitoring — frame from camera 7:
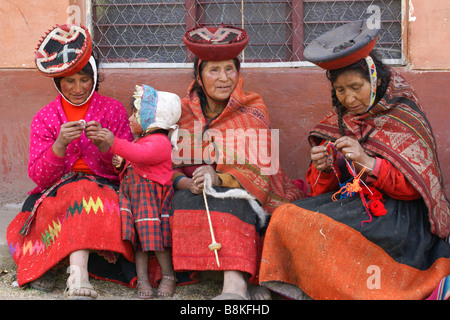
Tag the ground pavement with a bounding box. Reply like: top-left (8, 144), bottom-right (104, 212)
top-left (0, 204), bottom-right (283, 301)
top-left (0, 204), bottom-right (227, 300)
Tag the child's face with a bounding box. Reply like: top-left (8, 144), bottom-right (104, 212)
top-left (129, 112), bottom-right (143, 135)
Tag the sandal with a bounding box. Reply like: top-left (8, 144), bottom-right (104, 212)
top-left (30, 269), bottom-right (56, 293)
top-left (64, 280), bottom-right (98, 300)
top-left (136, 280), bottom-right (154, 299)
top-left (213, 291), bottom-right (249, 300)
top-left (248, 284), bottom-right (272, 300)
top-left (156, 274), bottom-right (177, 298)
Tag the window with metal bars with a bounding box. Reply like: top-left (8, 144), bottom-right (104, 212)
top-left (91, 0), bottom-right (403, 66)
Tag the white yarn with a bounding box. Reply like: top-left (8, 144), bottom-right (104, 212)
top-left (202, 174), bottom-right (268, 228)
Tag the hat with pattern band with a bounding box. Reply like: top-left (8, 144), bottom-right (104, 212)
top-left (183, 24), bottom-right (249, 61)
top-left (35, 24), bottom-right (92, 78)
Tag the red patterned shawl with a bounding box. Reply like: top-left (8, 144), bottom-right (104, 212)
top-left (173, 76), bottom-right (303, 213)
top-left (310, 72), bottom-right (449, 238)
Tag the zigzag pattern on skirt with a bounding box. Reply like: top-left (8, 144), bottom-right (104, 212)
top-left (9, 196), bottom-right (120, 259)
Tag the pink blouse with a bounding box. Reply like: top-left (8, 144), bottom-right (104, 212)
top-left (28, 92), bottom-right (133, 194)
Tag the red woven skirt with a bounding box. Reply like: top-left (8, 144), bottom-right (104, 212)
top-left (7, 174), bottom-right (135, 286)
top-left (170, 188), bottom-right (264, 283)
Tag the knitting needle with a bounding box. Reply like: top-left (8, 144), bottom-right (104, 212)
top-left (202, 188), bottom-right (221, 267)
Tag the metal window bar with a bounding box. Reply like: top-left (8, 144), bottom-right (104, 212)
top-left (91, 0), bottom-right (403, 68)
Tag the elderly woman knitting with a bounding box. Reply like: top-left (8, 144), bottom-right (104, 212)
top-left (259, 20), bottom-right (450, 300)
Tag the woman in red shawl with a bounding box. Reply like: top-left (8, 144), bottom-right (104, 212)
top-left (170, 25), bottom-right (303, 300)
top-left (260, 20), bottom-right (450, 300)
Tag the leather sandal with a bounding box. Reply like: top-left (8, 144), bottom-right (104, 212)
top-left (156, 274), bottom-right (177, 298)
top-left (136, 280), bottom-right (154, 299)
top-left (30, 269), bottom-right (56, 293)
top-left (64, 280), bottom-right (98, 300)
top-left (213, 291), bottom-right (249, 300)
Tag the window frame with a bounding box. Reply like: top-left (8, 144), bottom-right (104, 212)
top-left (86, 0), bottom-right (406, 69)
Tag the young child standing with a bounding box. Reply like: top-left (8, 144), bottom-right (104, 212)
top-left (96, 84), bottom-right (181, 299)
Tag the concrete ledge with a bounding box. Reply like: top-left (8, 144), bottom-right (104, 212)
top-left (0, 204), bottom-right (21, 269)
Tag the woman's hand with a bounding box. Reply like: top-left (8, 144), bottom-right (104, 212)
top-left (52, 120), bottom-right (85, 157)
top-left (311, 145), bottom-right (332, 173)
top-left (334, 136), bottom-right (375, 173)
top-left (190, 165), bottom-right (222, 195)
top-left (84, 121), bottom-right (110, 153)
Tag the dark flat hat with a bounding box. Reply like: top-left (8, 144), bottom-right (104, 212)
top-left (303, 19), bottom-right (380, 70)
top-left (183, 24), bottom-right (249, 61)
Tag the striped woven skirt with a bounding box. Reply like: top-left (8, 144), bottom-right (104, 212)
top-left (259, 192), bottom-right (450, 300)
top-left (6, 173), bottom-right (135, 287)
top-left (169, 187), bottom-right (265, 282)
top-left (119, 166), bottom-right (173, 252)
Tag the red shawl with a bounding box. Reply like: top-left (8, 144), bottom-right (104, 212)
top-left (173, 76), bottom-right (303, 213)
top-left (310, 72), bottom-right (449, 238)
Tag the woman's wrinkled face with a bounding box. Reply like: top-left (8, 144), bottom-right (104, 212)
top-left (60, 71), bottom-right (94, 105)
top-left (333, 70), bottom-right (372, 115)
top-left (200, 59), bottom-right (239, 102)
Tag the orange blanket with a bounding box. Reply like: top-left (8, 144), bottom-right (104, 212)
top-left (260, 203), bottom-right (450, 300)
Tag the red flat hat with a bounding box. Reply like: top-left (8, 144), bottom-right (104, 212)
top-left (183, 24), bottom-right (249, 61)
top-left (35, 24), bottom-right (92, 77)
top-left (303, 19), bottom-right (380, 70)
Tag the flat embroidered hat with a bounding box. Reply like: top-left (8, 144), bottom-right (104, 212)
top-left (35, 24), bottom-right (92, 77)
top-left (303, 19), bottom-right (380, 70)
top-left (183, 24), bottom-right (249, 61)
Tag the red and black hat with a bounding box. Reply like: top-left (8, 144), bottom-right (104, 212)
top-left (303, 19), bottom-right (380, 70)
top-left (183, 24), bottom-right (249, 61)
top-left (35, 24), bottom-right (92, 78)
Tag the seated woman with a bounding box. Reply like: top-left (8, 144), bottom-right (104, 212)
top-left (6, 24), bottom-right (135, 299)
top-left (170, 24), bottom-right (303, 300)
top-left (260, 20), bottom-right (450, 300)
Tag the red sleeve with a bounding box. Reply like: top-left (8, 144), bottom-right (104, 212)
top-left (112, 134), bottom-right (172, 165)
top-left (306, 157), bottom-right (421, 200)
top-left (371, 159), bottom-right (421, 200)
top-left (306, 164), bottom-right (339, 196)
